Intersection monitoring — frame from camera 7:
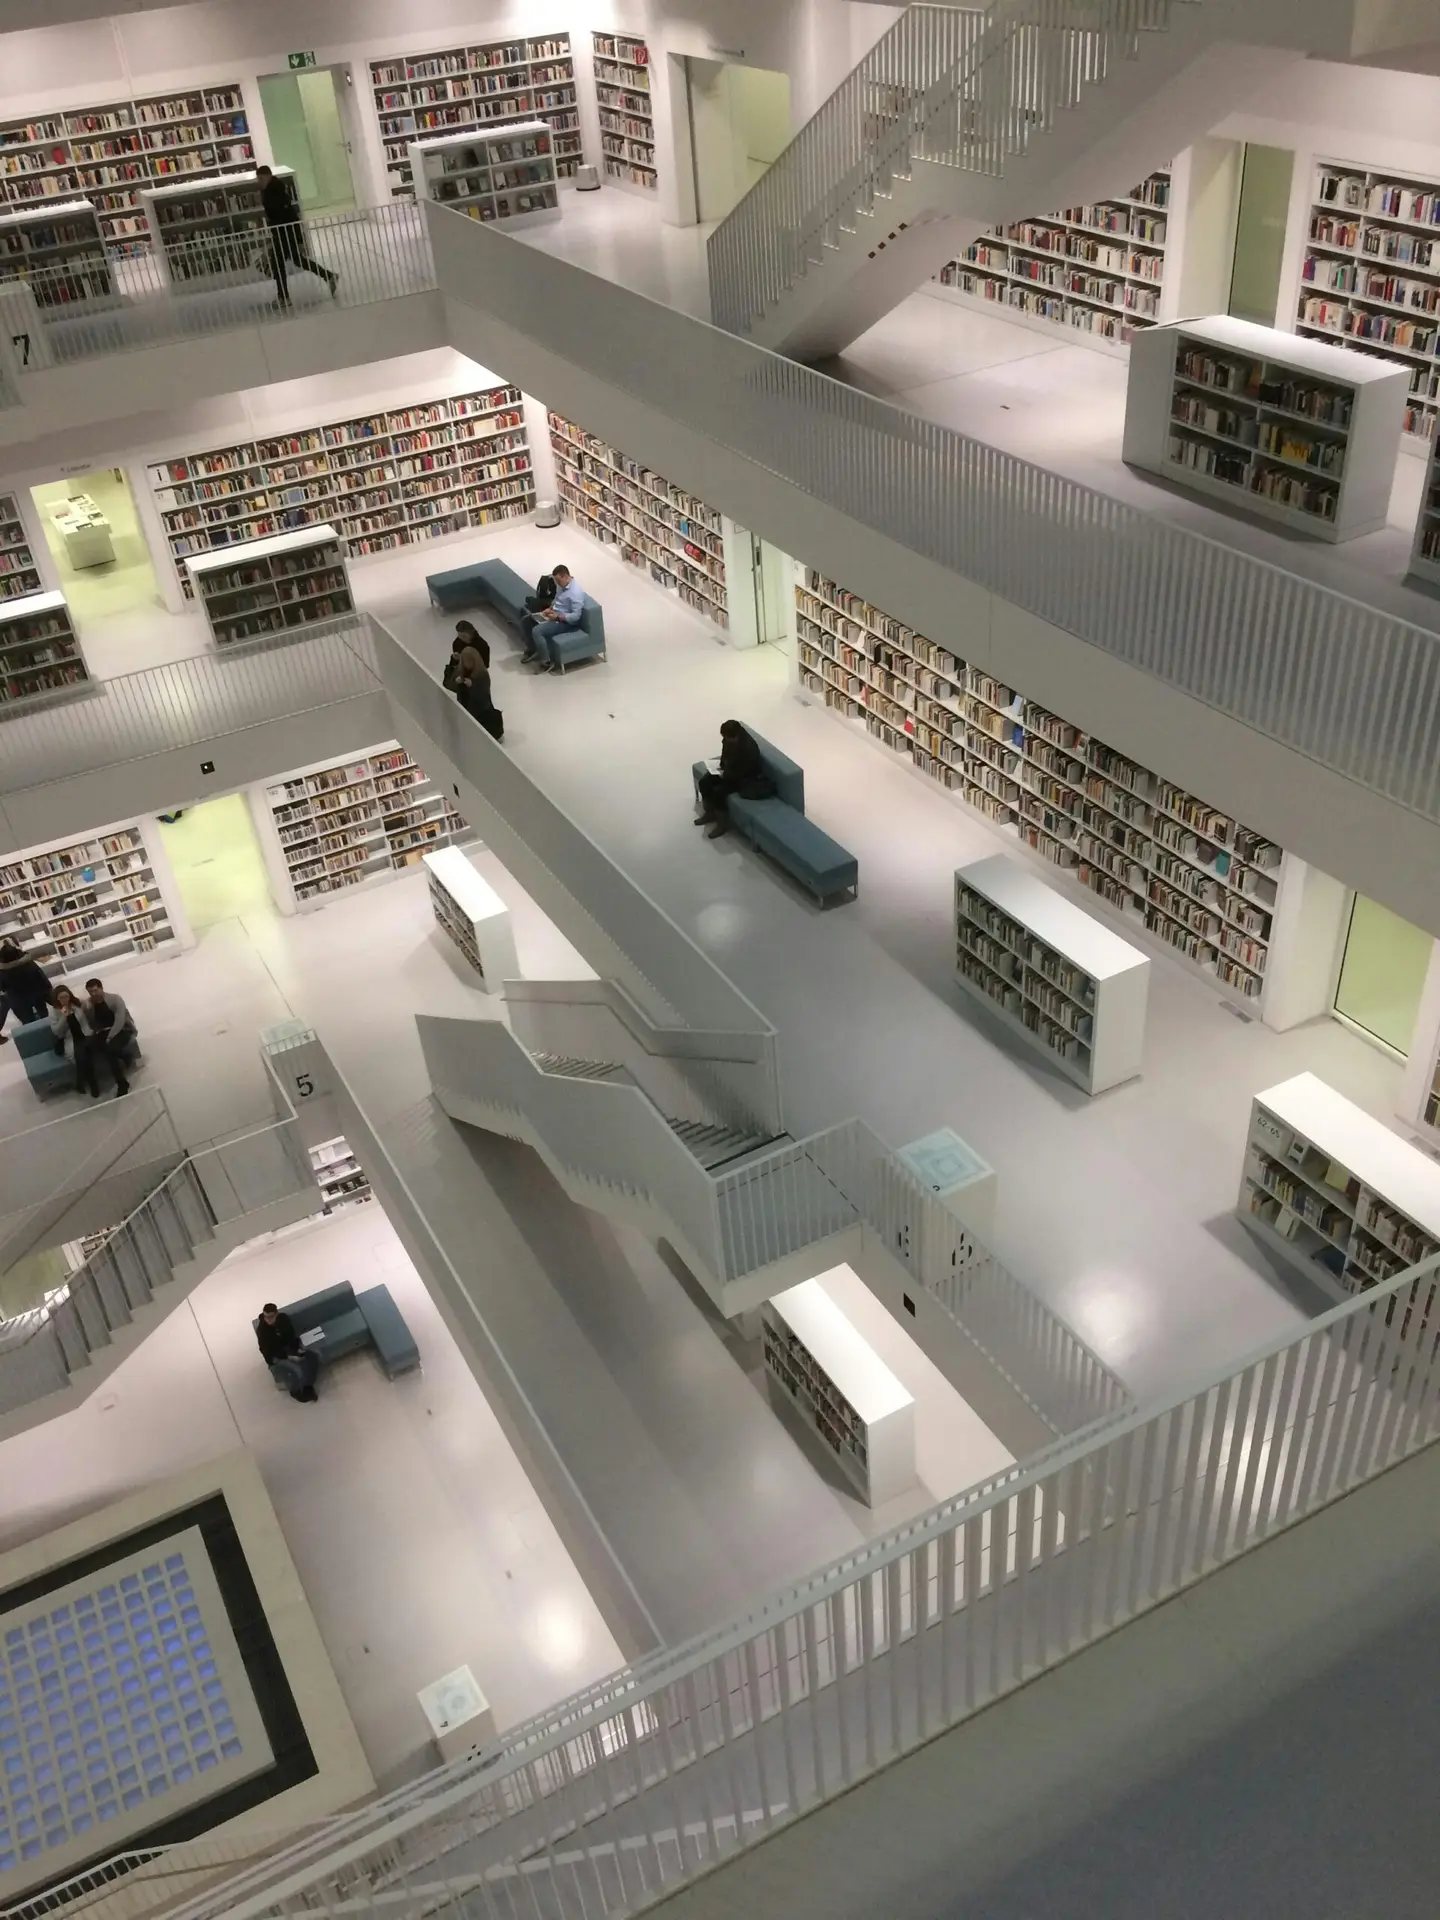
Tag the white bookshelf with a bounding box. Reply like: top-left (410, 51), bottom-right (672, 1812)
top-left (142, 167), bottom-right (290, 286)
top-left (0, 819), bottom-right (181, 979)
top-left (549, 411), bottom-right (728, 628)
top-left (0, 200), bottom-right (112, 306)
top-left (370, 33), bottom-right (583, 199)
top-left (936, 168), bottom-right (1171, 353)
top-left (763, 1279), bottom-right (917, 1506)
top-left (0, 84), bottom-right (255, 256)
top-left (423, 848), bottom-right (518, 990)
top-left (409, 123), bottom-right (559, 229)
top-left (1408, 429), bottom-right (1440, 584)
top-left (261, 743), bottom-right (471, 911)
top-left (1240, 1074), bottom-right (1440, 1330)
top-left (185, 527), bottom-right (354, 647)
top-left (592, 33), bottom-right (656, 192)
top-left (0, 492), bottom-right (42, 604)
top-left (309, 1135), bottom-right (372, 1214)
top-left (0, 588), bottom-right (91, 710)
top-left (1123, 314), bottom-right (1409, 542)
top-left (796, 568), bottom-right (1286, 1011)
top-left (147, 384), bottom-right (533, 592)
top-left (1300, 160), bottom-right (1440, 445)
top-left (955, 854), bottom-right (1149, 1094)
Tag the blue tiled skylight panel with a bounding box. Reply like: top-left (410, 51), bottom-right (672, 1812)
top-left (0, 1528), bottom-right (272, 1900)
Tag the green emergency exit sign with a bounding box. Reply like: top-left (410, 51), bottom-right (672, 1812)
top-left (288, 50), bottom-right (316, 69)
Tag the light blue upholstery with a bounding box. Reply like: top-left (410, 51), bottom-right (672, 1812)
top-left (426, 557), bottom-right (531, 620)
top-left (692, 725), bottom-right (854, 903)
top-left (255, 1279), bottom-right (419, 1383)
top-left (12, 1018), bottom-right (76, 1097)
top-left (357, 1284), bottom-right (421, 1377)
top-left (550, 594), bottom-right (606, 670)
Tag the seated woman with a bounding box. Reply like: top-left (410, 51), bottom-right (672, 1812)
top-left (453, 645), bottom-right (504, 742)
top-left (696, 720), bottom-right (774, 838)
top-left (443, 621), bottom-right (490, 689)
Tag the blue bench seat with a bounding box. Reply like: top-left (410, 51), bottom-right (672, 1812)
top-left (357, 1284), bottom-right (421, 1378)
top-left (730, 796), bottom-right (859, 903)
top-left (256, 1279), bottom-right (419, 1387)
top-left (427, 558), bottom-right (531, 623)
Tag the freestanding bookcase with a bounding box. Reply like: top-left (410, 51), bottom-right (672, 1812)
top-left (1239, 1073), bottom-right (1440, 1320)
top-left (955, 853), bottom-right (1150, 1094)
top-left (185, 527), bottom-right (354, 646)
top-left (762, 1279), bottom-right (917, 1507)
top-left (1408, 429), bottom-right (1440, 585)
top-left (422, 847), bottom-right (519, 991)
top-left (0, 589), bottom-right (91, 709)
top-left (142, 167), bottom-right (292, 287)
top-left (1124, 314), bottom-right (1409, 542)
top-left (408, 124), bottom-right (560, 228)
top-left (0, 201), bottom-right (112, 306)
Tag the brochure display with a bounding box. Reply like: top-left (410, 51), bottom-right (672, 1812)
top-left (185, 527), bottom-right (354, 647)
top-left (1240, 1073), bottom-right (1440, 1332)
top-left (896, 1129), bottom-right (997, 1239)
top-left (593, 33), bottom-right (656, 191)
top-left (142, 167), bottom-right (290, 286)
top-left (763, 1279), bottom-right (917, 1506)
top-left (417, 1667), bottom-right (496, 1763)
top-left (0, 200), bottom-right (111, 306)
top-left (422, 848), bottom-right (518, 991)
top-left (955, 854), bottom-right (1149, 1094)
top-left (0, 590), bottom-right (91, 710)
top-left (370, 34), bottom-right (583, 198)
top-left (309, 1136), bottom-right (372, 1214)
top-left (1123, 314), bottom-right (1408, 541)
top-left (409, 124), bottom-right (559, 228)
top-left (0, 819), bottom-right (181, 978)
top-left (0, 493), bottom-right (42, 604)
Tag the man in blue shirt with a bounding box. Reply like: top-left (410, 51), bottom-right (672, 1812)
top-left (522, 564), bottom-right (585, 670)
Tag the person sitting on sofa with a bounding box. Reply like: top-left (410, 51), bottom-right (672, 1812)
top-left (695, 720), bottom-right (776, 839)
top-left (256, 1301), bottom-right (319, 1402)
top-left (521, 564), bottom-right (584, 671)
top-left (454, 645), bottom-right (504, 743)
top-left (49, 986), bottom-right (104, 1099)
top-left (0, 941), bottom-right (52, 1043)
top-left (443, 622), bottom-right (489, 689)
top-left (84, 978), bottom-right (137, 1096)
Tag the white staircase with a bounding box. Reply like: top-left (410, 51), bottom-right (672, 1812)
top-left (708, 0), bottom-right (1356, 360)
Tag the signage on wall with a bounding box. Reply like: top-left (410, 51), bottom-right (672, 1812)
top-left (288, 50), bottom-right (317, 69)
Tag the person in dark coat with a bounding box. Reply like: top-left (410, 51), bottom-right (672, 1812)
top-left (0, 942), bottom-right (52, 1041)
top-left (257, 165), bottom-right (338, 308)
top-left (454, 645), bottom-right (504, 742)
top-left (443, 622), bottom-right (489, 689)
top-left (256, 1302), bottom-right (319, 1401)
top-left (696, 720), bottom-right (774, 838)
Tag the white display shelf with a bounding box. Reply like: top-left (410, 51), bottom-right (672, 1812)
top-left (148, 385), bottom-right (533, 591)
top-left (549, 411), bottom-right (728, 628)
top-left (370, 33), bottom-right (583, 198)
top-left (1123, 314), bottom-right (1409, 542)
top-left (936, 169), bottom-right (1171, 354)
top-left (417, 1666), bottom-right (496, 1763)
top-left (261, 742), bottom-right (471, 911)
top-left (896, 1128), bottom-right (997, 1240)
top-left (142, 167), bottom-right (289, 287)
top-left (0, 492), bottom-right (43, 604)
top-left (185, 526), bottom-right (354, 647)
top-left (309, 1134), bottom-right (372, 1214)
top-left (0, 199), bottom-right (112, 306)
top-left (409, 123), bottom-right (559, 229)
top-left (1300, 160), bottom-right (1440, 444)
top-left (0, 819), bottom-right (180, 977)
top-left (0, 588), bottom-right (91, 711)
top-left (423, 847), bottom-right (519, 991)
top-left (796, 568), bottom-right (1285, 1011)
top-left (1239, 1073), bottom-right (1440, 1325)
top-left (955, 853), bottom-right (1149, 1094)
top-left (0, 85), bottom-right (255, 256)
top-left (763, 1279), bottom-right (917, 1507)
top-left (593, 33), bottom-right (656, 192)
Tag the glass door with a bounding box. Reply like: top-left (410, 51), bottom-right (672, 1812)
top-left (1333, 893), bottom-right (1434, 1056)
top-left (1227, 143), bottom-right (1295, 326)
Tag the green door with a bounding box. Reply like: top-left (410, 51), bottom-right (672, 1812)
top-left (1333, 894), bottom-right (1434, 1056)
top-left (258, 68), bottom-right (357, 215)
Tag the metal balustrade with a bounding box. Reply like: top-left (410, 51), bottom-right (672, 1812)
top-left (6, 206), bottom-right (433, 369)
top-left (708, 0), bottom-right (1185, 338)
top-left (65, 1245), bottom-right (1440, 1920)
top-left (432, 209), bottom-right (1440, 827)
top-left (0, 617), bottom-right (374, 792)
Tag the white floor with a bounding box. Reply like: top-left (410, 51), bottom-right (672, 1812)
top-left (0, 1198), bottom-right (624, 1791)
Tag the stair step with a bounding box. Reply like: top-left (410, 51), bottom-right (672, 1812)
top-left (531, 1051), bottom-right (626, 1082)
top-left (666, 1118), bottom-right (788, 1172)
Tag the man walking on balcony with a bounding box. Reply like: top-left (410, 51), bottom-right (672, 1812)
top-left (257, 165), bottom-right (339, 309)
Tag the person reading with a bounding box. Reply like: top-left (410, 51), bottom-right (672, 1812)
top-left (520, 565), bottom-right (584, 670)
top-left (256, 1302), bottom-right (320, 1402)
top-left (695, 720), bottom-right (775, 838)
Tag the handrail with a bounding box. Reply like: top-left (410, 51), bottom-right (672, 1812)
top-left (708, 0), bottom-right (1183, 336)
top-left (429, 207), bottom-right (1440, 828)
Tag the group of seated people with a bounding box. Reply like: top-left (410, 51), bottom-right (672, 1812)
top-left (439, 564), bottom-right (590, 739)
top-left (0, 943), bottom-right (139, 1098)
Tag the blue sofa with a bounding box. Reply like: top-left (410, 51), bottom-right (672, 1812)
top-left (692, 730), bottom-right (858, 905)
top-left (546, 594), bottom-right (606, 672)
top-left (10, 1016), bottom-right (140, 1098)
top-left (426, 559), bottom-right (607, 670)
top-left (257, 1279), bottom-right (420, 1388)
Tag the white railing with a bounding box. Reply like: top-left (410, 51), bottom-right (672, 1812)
top-left (429, 208), bottom-right (1440, 828)
top-left (707, 0), bottom-right (1182, 336)
top-left (5, 205), bottom-right (433, 369)
top-left (80, 1245), bottom-right (1440, 1920)
top-left (0, 1086), bottom-right (176, 1253)
top-left (0, 617), bottom-right (374, 786)
top-left (503, 978), bottom-right (783, 1137)
top-left (715, 1118), bottom-right (1130, 1434)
